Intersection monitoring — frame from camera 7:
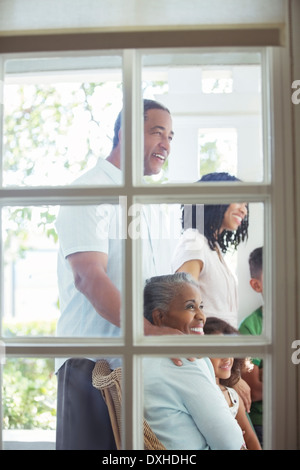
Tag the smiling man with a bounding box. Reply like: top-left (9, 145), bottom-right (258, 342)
top-left (55, 99), bottom-right (179, 450)
top-left (143, 107), bottom-right (174, 176)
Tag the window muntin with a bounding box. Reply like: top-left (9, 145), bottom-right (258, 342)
top-left (2, 202), bottom-right (126, 338)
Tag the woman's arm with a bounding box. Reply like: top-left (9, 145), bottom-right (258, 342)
top-left (235, 397), bottom-right (262, 450)
top-left (176, 259), bottom-right (203, 280)
top-left (242, 364), bottom-right (263, 402)
top-left (68, 251), bottom-right (183, 335)
top-left (233, 378), bottom-right (252, 413)
top-left (174, 360), bottom-right (245, 450)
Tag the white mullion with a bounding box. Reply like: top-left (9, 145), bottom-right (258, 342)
top-left (122, 48), bottom-right (143, 450)
top-left (0, 54), bottom-right (4, 450)
top-left (261, 47), bottom-right (272, 184)
top-left (129, 49), bottom-right (145, 450)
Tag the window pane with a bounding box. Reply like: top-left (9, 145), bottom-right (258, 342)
top-left (2, 357), bottom-right (57, 450)
top-left (3, 55), bottom-right (123, 187)
top-left (142, 51), bottom-right (263, 183)
top-left (2, 206), bottom-right (59, 336)
top-left (2, 203), bottom-right (125, 338)
top-left (140, 201), bottom-right (264, 332)
top-left (55, 202), bottom-right (124, 341)
top-left (143, 352), bottom-right (263, 450)
top-left (2, 356), bottom-right (122, 450)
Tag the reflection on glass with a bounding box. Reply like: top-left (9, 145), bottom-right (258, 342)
top-left (3, 55), bottom-right (123, 186)
top-left (202, 68), bottom-right (233, 94)
top-left (142, 51), bottom-right (263, 183)
top-left (198, 128), bottom-right (237, 178)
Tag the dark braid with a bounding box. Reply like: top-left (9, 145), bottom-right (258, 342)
top-left (181, 172), bottom-right (249, 253)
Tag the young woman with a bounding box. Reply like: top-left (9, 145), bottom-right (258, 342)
top-left (171, 173), bottom-right (251, 412)
top-left (143, 273), bottom-right (246, 450)
top-left (204, 317), bottom-right (262, 450)
top-left (172, 172), bottom-right (249, 329)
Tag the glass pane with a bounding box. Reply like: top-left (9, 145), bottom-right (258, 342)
top-left (2, 203), bottom-right (125, 339)
top-left (2, 206), bottom-right (60, 337)
top-left (3, 55), bottom-right (123, 187)
top-left (2, 357), bottom-right (57, 450)
top-left (2, 356), bottom-right (122, 450)
top-left (140, 201), bottom-right (264, 333)
top-left (143, 353), bottom-right (263, 450)
top-left (141, 51), bottom-right (263, 184)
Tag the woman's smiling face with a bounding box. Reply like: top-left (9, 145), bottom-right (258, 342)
top-left (154, 283), bottom-right (205, 335)
top-left (220, 202), bottom-right (248, 232)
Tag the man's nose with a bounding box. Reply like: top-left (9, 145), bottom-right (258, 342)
top-left (159, 136), bottom-right (170, 153)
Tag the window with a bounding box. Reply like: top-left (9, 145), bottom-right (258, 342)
top-left (0, 30), bottom-right (299, 451)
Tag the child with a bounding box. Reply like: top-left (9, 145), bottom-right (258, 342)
top-left (239, 246), bottom-right (263, 447)
top-left (204, 316), bottom-right (262, 450)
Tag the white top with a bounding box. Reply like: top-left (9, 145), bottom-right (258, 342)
top-left (55, 158), bottom-right (173, 371)
top-left (226, 386), bottom-right (240, 418)
top-left (55, 158), bottom-right (123, 371)
top-left (171, 229), bottom-right (238, 327)
top-left (143, 357), bottom-right (245, 450)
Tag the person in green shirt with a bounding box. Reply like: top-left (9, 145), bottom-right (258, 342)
top-left (239, 247), bottom-right (263, 447)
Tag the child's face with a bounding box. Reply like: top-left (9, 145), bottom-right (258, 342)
top-left (155, 283), bottom-right (205, 335)
top-left (210, 357), bottom-right (234, 380)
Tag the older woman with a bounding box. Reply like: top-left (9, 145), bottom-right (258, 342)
top-left (143, 273), bottom-right (245, 450)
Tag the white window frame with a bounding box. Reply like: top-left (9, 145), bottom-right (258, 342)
top-left (0, 29), bottom-right (299, 450)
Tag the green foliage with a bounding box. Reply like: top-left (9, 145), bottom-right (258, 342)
top-left (2, 320), bottom-right (57, 430)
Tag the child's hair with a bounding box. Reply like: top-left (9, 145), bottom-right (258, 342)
top-left (181, 172), bottom-right (249, 254)
top-left (143, 272), bottom-right (200, 324)
top-left (203, 316), bottom-right (246, 387)
top-left (249, 246), bottom-right (263, 279)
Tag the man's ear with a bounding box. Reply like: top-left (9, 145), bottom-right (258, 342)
top-left (152, 308), bottom-right (164, 326)
top-left (250, 278), bottom-right (263, 294)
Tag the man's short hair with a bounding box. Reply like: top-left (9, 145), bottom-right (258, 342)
top-left (112, 99), bottom-right (170, 149)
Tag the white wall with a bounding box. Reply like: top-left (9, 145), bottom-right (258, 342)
top-left (156, 64), bottom-right (264, 324)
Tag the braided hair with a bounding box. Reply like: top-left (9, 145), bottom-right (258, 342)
top-left (181, 172), bottom-right (249, 253)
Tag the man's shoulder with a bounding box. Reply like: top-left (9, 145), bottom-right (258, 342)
top-left (72, 158), bottom-right (121, 185)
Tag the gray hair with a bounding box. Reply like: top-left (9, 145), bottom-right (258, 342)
top-left (143, 272), bottom-right (200, 324)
